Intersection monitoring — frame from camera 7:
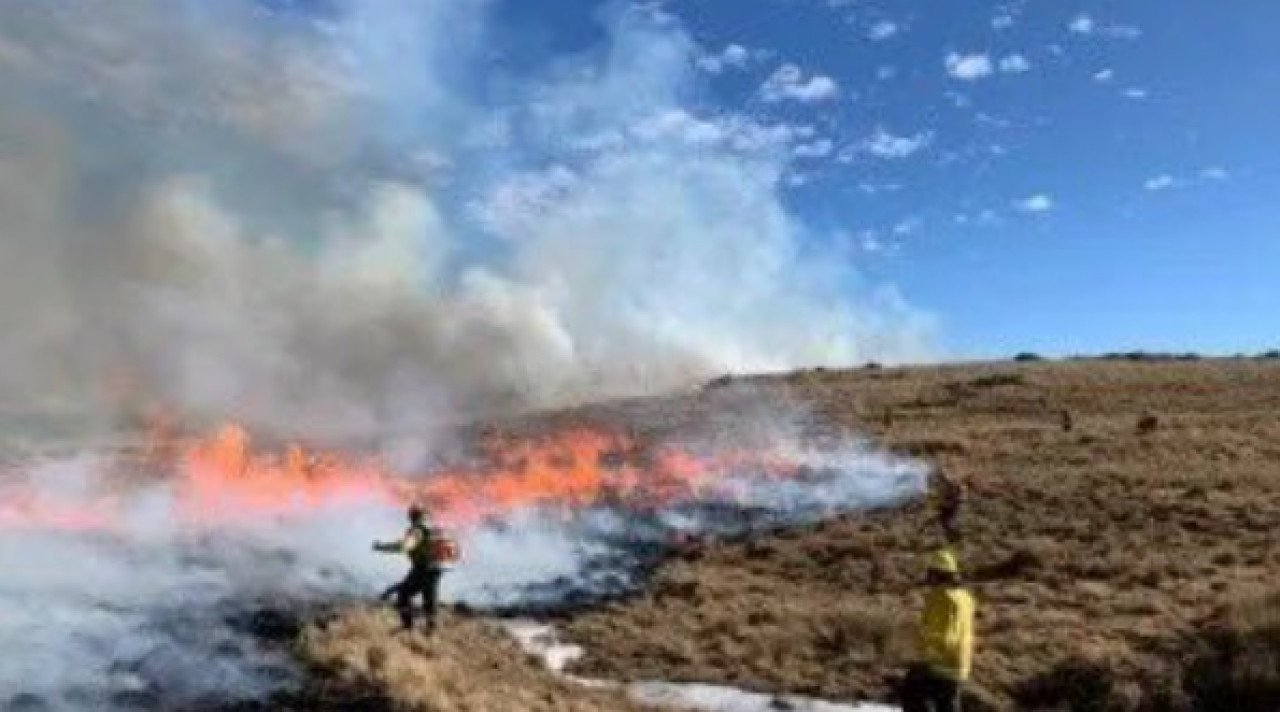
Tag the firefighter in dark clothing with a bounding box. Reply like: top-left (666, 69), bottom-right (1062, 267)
top-left (931, 468), bottom-right (967, 543)
top-left (374, 505), bottom-right (445, 632)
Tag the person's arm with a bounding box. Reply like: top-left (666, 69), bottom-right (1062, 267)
top-left (373, 528), bottom-right (422, 554)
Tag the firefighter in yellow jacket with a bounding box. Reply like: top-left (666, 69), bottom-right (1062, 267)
top-left (901, 549), bottom-right (976, 712)
top-left (374, 505), bottom-right (448, 633)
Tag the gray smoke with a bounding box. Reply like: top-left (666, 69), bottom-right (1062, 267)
top-left (0, 1), bottom-right (935, 709)
top-left (0, 418), bottom-right (925, 709)
top-left (0, 0), bottom-right (933, 441)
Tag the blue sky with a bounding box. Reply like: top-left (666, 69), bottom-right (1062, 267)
top-left (487, 0), bottom-right (1279, 358)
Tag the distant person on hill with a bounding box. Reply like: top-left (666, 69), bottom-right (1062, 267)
top-left (901, 549), bottom-right (976, 712)
top-left (929, 468), bottom-right (966, 543)
top-left (374, 505), bottom-right (458, 633)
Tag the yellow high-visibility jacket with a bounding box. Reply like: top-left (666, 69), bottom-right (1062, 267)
top-left (919, 586), bottom-right (976, 681)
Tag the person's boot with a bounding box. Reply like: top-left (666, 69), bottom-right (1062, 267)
top-left (397, 606), bottom-right (414, 632)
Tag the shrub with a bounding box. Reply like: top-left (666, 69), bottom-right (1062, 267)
top-left (1184, 591), bottom-right (1280, 711)
top-left (1014, 352), bottom-right (1044, 362)
top-left (970, 373), bottom-right (1027, 388)
top-left (1015, 656), bottom-right (1138, 710)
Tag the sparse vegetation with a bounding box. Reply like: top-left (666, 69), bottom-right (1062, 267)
top-left (286, 607), bottom-right (655, 712)
top-left (566, 359), bottom-right (1280, 710)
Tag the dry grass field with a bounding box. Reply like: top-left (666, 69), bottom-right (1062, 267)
top-left (563, 357), bottom-right (1280, 710)
top-left (267, 357), bottom-right (1280, 711)
top-left (220, 607), bottom-right (657, 712)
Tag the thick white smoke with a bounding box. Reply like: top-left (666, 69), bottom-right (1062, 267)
top-left (0, 423), bottom-right (925, 709)
top-left (0, 1), bottom-right (935, 708)
top-left (0, 0), bottom-right (933, 440)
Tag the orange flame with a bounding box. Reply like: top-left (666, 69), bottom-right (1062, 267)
top-left (0, 422), bottom-right (803, 533)
top-left (179, 423), bottom-right (400, 525)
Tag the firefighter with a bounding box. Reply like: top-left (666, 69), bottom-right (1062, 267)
top-left (901, 549), bottom-right (976, 712)
top-left (931, 467), bottom-right (966, 543)
top-left (374, 505), bottom-right (450, 633)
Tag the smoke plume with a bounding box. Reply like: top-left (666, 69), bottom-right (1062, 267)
top-left (0, 1), bottom-right (935, 709)
top-left (0, 0), bottom-right (932, 439)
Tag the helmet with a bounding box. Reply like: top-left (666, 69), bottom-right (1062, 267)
top-left (407, 504), bottom-right (426, 520)
top-left (928, 549), bottom-right (961, 575)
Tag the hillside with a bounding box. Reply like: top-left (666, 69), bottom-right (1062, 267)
top-left (256, 357), bottom-right (1280, 711)
top-left (562, 358), bottom-right (1280, 709)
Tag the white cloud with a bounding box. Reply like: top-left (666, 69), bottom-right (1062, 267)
top-left (1069, 14), bottom-right (1096, 35)
top-left (856, 231), bottom-right (886, 254)
top-left (866, 21), bottom-right (899, 41)
top-left (1102, 25), bottom-right (1143, 40)
top-left (629, 110), bottom-right (726, 146)
top-left (1093, 68), bottom-right (1115, 83)
top-left (1017, 194), bottom-right (1054, 213)
top-left (792, 138), bottom-right (835, 159)
top-left (945, 53), bottom-right (994, 81)
top-left (759, 63), bottom-right (840, 103)
top-left (892, 217), bottom-right (922, 236)
top-left (1123, 88), bottom-right (1149, 100)
top-left (1142, 168), bottom-right (1230, 193)
top-left (857, 127), bottom-right (933, 160)
top-left (979, 209), bottom-right (1003, 225)
top-left (1070, 14), bottom-right (1142, 40)
top-left (627, 110), bottom-right (818, 157)
top-left (999, 54), bottom-right (1032, 74)
top-left (876, 65), bottom-right (898, 81)
top-left (992, 14), bottom-right (1015, 30)
top-left (697, 43), bottom-right (752, 74)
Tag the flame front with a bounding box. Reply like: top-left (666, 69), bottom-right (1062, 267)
top-left (1, 422), bottom-right (804, 533)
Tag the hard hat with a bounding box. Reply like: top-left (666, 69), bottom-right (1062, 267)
top-left (928, 549), bottom-right (961, 575)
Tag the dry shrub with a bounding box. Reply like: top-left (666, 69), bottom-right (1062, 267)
top-left (1014, 656), bottom-right (1145, 711)
top-left (970, 373), bottom-right (1029, 388)
top-left (897, 438), bottom-right (969, 456)
top-left (1184, 591), bottom-right (1280, 710)
top-left (812, 605), bottom-right (912, 663)
top-left (973, 547), bottom-right (1045, 582)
